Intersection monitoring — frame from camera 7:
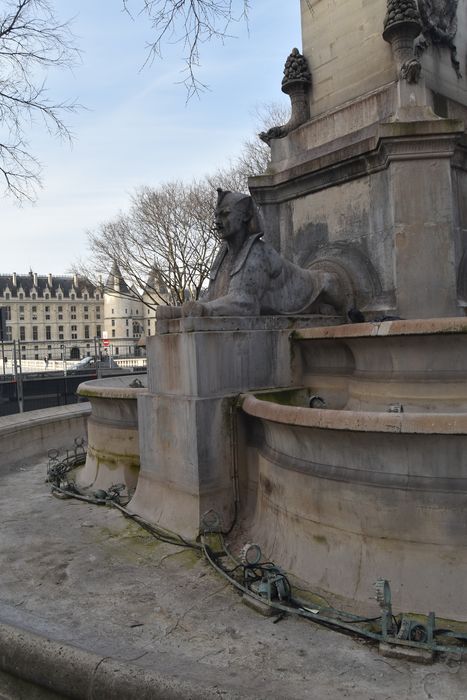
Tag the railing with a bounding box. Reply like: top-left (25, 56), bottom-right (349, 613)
top-left (11, 357), bottom-right (147, 373)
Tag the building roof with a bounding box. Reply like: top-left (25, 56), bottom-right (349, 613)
top-left (0, 272), bottom-right (97, 299)
top-left (105, 262), bottom-right (131, 296)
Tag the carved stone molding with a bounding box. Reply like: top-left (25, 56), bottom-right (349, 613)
top-left (251, 122), bottom-right (466, 205)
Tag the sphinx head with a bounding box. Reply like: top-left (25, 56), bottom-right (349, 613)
top-left (215, 189), bottom-right (261, 243)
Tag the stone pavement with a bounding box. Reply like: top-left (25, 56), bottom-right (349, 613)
top-left (0, 459), bottom-right (465, 699)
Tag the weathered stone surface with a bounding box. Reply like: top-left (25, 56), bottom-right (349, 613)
top-left (131, 322), bottom-right (299, 538)
top-left (237, 319), bottom-right (467, 620)
top-left (251, 118), bottom-right (467, 319)
top-left (76, 376), bottom-right (147, 492)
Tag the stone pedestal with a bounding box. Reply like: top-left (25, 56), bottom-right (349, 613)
top-left (252, 118), bottom-right (467, 319)
top-left (129, 316), bottom-right (338, 538)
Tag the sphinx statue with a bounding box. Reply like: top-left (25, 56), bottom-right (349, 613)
top-left (157, 189), bottom-right (350, 319)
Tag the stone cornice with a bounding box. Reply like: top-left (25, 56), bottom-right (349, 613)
top-left (250, 120), bottom-right (466, 205)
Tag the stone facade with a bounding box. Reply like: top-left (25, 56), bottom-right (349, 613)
top-left (0, 267), bottom-right (144, 361)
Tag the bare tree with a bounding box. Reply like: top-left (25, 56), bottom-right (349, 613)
top-left (0, 0), bottom-right (79, 200)
top-left (81, 181), bottom-right (218, 309)
top-left (123, 0), bottom-right (250, 97)
top-left (79, 101), bottom-right (290, 313)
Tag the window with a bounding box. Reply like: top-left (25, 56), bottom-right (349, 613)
top-left (32, 326), bottom-right (38, 340)
top-left (59, 325), bottom-right (64, 341)
top-left (19, 292), bottom-right (24, 299)
top-left (31, 293), bottom-right (36, 300)
top-left (112, 308), bottom-right (114, 314)
top-left (96, 307), bottom-right (101, 320)
top-left (45, 305), bottom-right (50, 320)
top-left (111, 329), bottom-right (115, 338)
top-left (111, 319), bottom-right (115, 327)
top-left (46, 326), bottom-right (51, 340)
top-left (19, 305), bottom-right (25, 321)
top-left (125, 308), bottom-right (128, 314)
top-left (135, 309), bottom-right (139, 315)
top-left (45, 293), bottom-right (49, 299)
top-left (84, 325), bottom-right (90, 339)
top-left (96, 325), bottom-right (101, 338)
top-left (20, 326), bottom-right (25, 341)
top-left (71, 325), bottom-right (77, 340)
top-left (84, 305), bottom-right (89, 320)
top-left (70, 293), bottom-right (75, 300)
top-left (5, 292), bottom-right (10, 300)
top-left (57, 294), bottom-right (62, 300)
top-left (126, 329), bottom-right (129, 337)
top-left (5, 327), bottom-right (12, 341)
top-left (32, 305), bottom-right (37, 320)
top-left (58, 305), bottom-right (63, 320)
top-left (115, 347), bottom-right (119, 355)
top-left (83, 294), bottom-right (88, 300)
top-left (70, 304), bottom-right (76, 320)
top-left (95, 293), bottom-right (100, 301)
top-left (126, 319), bottom-right (129, 326)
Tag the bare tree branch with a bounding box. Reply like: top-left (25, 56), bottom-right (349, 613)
top-left (78, 102), bottom-right (289, 317)
top-left (0, 0), bottom-right (80, 200)
top-left (122, 0), bottom-right (249, 98)
top-left (78, 181), bottom-right (218, 309)
top-left (208, 101), bottom-right (290, 191)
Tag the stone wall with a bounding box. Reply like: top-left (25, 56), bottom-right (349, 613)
top-left (0, 404), bottom-right (90, 472)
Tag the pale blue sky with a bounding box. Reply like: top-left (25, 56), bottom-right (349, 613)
top-left (1, 1), bottom-right (301, 273)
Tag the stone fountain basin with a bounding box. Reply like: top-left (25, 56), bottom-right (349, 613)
top-left (76, 375), bottom-right (147, 493)
top-left (239, 386), bottom-right (467, 620)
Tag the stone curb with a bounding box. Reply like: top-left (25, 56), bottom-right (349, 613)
top-left (0, 620), bottom-right (251, 700)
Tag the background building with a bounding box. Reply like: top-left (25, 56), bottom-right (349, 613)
top-left (0, 266), bottom-right (145, 362)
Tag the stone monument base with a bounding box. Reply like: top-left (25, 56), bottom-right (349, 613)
top-left (128, 316), bottom-right (341, 538)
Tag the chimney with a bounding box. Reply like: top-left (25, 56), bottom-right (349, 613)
top-left (33, 272), bottom-right (38, 287)
top-left (12, 272), bottom-right (17, 286)
top-left (73, 273), bottom-right (78, 288)
top-left (47, 273), bottom-right (52, 287)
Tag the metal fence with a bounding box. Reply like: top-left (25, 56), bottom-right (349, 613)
top-left (0, 340), bottom-right (146, 417)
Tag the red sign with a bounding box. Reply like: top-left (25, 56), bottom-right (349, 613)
top-left (102, 339), bottom-right (110, 348)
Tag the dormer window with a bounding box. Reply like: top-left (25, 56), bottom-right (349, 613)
top-left (70, 293), bottom-right (75, 300)
top-left (19, 292), bottom-right (24, 299)
top-left (83, 293), bottom-right (88, 300)
top-left (45, 293), bottom-right (49, 299)
top-left (5, 293), bottom-right (10, 300)
top-left (31, 293), bottom-right (36, 300)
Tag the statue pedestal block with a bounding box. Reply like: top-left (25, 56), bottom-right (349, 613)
top-left (130, 316), bottom-right (338, 538)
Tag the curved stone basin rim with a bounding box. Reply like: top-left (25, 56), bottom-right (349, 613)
top-left (292, 316), bottom-right (467, 341)
top-left (240, 393), bottom-right (467, 434)
top-left (77, 376), bottom-right (147, 400)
